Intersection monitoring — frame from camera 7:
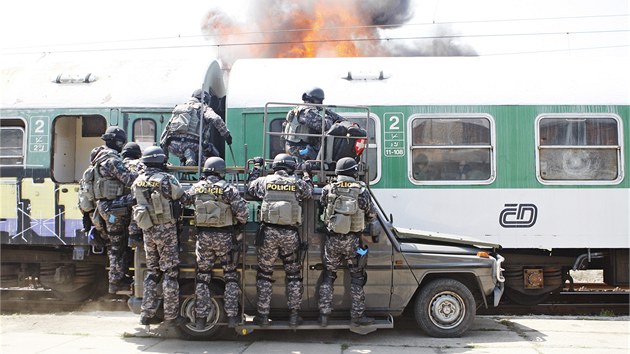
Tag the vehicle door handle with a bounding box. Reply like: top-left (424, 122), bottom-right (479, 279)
top-left (309, 263), bottom-right (324, 271)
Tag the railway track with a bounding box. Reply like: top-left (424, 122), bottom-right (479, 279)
top-left (0, 288), bottom-right (129, 313)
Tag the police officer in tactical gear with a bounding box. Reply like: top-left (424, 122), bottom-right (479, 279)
top-left (121, 142), bottom-right (145, 249)
top-left (160, 89), bottom-right (233, 166)
top-left (90, 126), bottom-right (138, 294)
top-left (181, 157), bottom-right (249, 330)
top-left (132, 146), bottom-right (188, 327)
top-left (318, 157), bottom-right (376, 327)
top-left (247, 153), bottom-right (313, 328)
top-left (283, 87), bottom-right (345, 161)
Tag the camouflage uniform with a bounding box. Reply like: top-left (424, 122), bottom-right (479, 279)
top-left (182, 175), bottom-right (249, 319)
top-left (91, 146), bottom-right (138, 289)
top-left (284, 106), bottom-right (343, 160)
top-left (132, 167), bottom-right (184, 321)
top-left (318, 175), bottom-right (376, 319)
top-left (247, 169), bottom-right (313, 317)
top-left (163, 98), bottom-right (231, 166)
top-left (123, 157), bottom-right (145, 240)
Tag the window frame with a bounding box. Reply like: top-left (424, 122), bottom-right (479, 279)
top-left (535, 113), bottom-right (624, 185)
top-left (408, 113), bottom-right (496, 185)
top-left (0, 123), bottom-right (26, 167)
top-left (132, 118), bottom-right (157, 146)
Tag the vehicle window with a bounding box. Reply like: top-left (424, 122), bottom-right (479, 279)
top-left (133, 119), bottom-right (156, 144)
top-left (0, 126), bottom-right (25, 166)
top-left (538, 115), bottom-right (621, 182)
top-left (410, 116), bottom-right (493, 182)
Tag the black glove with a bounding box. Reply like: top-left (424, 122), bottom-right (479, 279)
top-left (225, 133), bottom-right (233, 145)
top-left (253, 156), bottom-right (264, 168)
top-left (82, 212), bottom-right (93, 232)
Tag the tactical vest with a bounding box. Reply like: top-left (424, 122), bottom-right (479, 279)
top-left (260, 174), bottom-right (302, 226)
top-left (324, 178), bottom-right (365, 234)
top-left (168, 101), bottom-right (202, 138)
top-left (132, 172), bottom-right (183, 229)
top-left (192, 179), bottom-right (234, 228)
top-left (282, 106), bottom-right (311, 143)
top-left (93, 153), bottom-right (125, 201)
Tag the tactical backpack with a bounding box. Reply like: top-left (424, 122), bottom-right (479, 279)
top-left (318, 120), bottom-right (367, 170)
top-left (167, 102), bottom-right (202, 136)
top-left (78, 165), bottom-right (97, 213)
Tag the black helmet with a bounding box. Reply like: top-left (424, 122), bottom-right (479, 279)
top-left (301, 87), bottom-right (325, 103)
top-left (192, 89), bottom-right (210, 105)
top-left (202, 157), bottom-right (226, 176)
top-left (335, 157), bottom-right (358, 176)
top-left (272, 153), bottom-right (297, 173)
top-left (101, 126), bottom-right (127, 152)
top-left (141, 146), bottom-right (167, 165)
top-left (121, 142), bottom-right (142, 159)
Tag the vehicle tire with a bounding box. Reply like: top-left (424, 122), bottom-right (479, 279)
top-left (175, 282), bottom-right (228, 340)
top-left (414, 278), bottom-right (476, 338)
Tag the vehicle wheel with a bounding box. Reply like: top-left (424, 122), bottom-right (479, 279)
top-left (176, 282), bottom-right (228, 340)
top-left (414, 278), bottom-right (475, 338)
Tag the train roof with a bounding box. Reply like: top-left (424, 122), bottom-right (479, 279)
top-left (227, 56), bottom-right (630, 107)
top-left (0, 49), bottom-right (226, 110)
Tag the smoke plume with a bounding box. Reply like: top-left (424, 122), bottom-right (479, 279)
top-left (201, 0), bottom-right (476, 66)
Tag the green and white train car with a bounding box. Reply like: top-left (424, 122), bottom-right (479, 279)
top-left (0, 50), bottom-right (227, 301)
top-left (224, 56), bottom-right (629, 303)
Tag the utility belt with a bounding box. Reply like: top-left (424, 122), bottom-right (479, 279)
top-left (196, 225), bottom-right (235, 233)
top-left (165, 135), bottom-right (200, 145)
top-left (261, 222), bottom-right (298, 231)
top-left (326, 230), bottom-right (361, 238)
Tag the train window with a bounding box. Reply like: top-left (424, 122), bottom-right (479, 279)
top-left (81, 115), bottom-right (107, 137)
top-left (537, 115), bottom-right (622, 183)
top-left (133, 119), bottom-right (156, 144)
top-left (410, 116), bottom-right (493, 183)
top-left (0, 126), bottom-right (25, 166)
top-left (347, 114), bottom-right (378, 183)
top-left (269, 118), bottom-right (285, 158)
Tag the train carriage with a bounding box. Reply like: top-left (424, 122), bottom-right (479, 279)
top-left (0, 50), bottom-right (226, 301)
top-left (224, 56), bottom-right (629, 304)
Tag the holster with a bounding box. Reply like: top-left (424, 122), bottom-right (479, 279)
top-left (255, 224), bottom-right (265, 246)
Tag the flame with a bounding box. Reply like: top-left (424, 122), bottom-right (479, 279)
top-left (201, 0), bottom-right (476, 65)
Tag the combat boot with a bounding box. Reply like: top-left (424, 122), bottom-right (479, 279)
top-left (164, 315), bottom-right (188, 327)
top-left (195, 317), bottom-right (206, 330)
top-left (140, 315), bottom-right (161, 325)
top-left (253, 313), bottom-right (269, 327)
top-left (318, 313), bottom-right (328, 327)
top-left (351, 315), bottom-right (374, 326)
top-left (288, 309), bottom-right (303, 328)
top-left (227, 316), bottom-right (239, 328)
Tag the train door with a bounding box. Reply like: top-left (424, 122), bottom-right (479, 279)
top-left (0, 118), bottom-right (25, 243)
top-left (52, 114), bottom-right (108, 243)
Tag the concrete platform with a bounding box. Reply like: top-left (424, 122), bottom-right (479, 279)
top-left (0, 312), bottom-right (628, 353)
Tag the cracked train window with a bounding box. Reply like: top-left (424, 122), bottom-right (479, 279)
top-left (537, 115), bottom-right (622, 183)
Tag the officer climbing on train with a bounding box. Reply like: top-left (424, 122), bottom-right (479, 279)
top-left (160, 89), bottom-right (233, 166)
top-left (85, 126), bottom-right (138, 294)
top-left (121, 142), bottom-right (145, 249)
top-left (282, 87), bottom-right (345, 161)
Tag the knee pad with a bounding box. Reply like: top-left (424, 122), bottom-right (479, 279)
top-left (256, 269), bottom-right (273, 283)
top-left (321, 270), bottom-right (337, 286)
top-left (286, 270), bottom-right (302, 284)
top-left (350, 270), bottom-right (366, 286)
